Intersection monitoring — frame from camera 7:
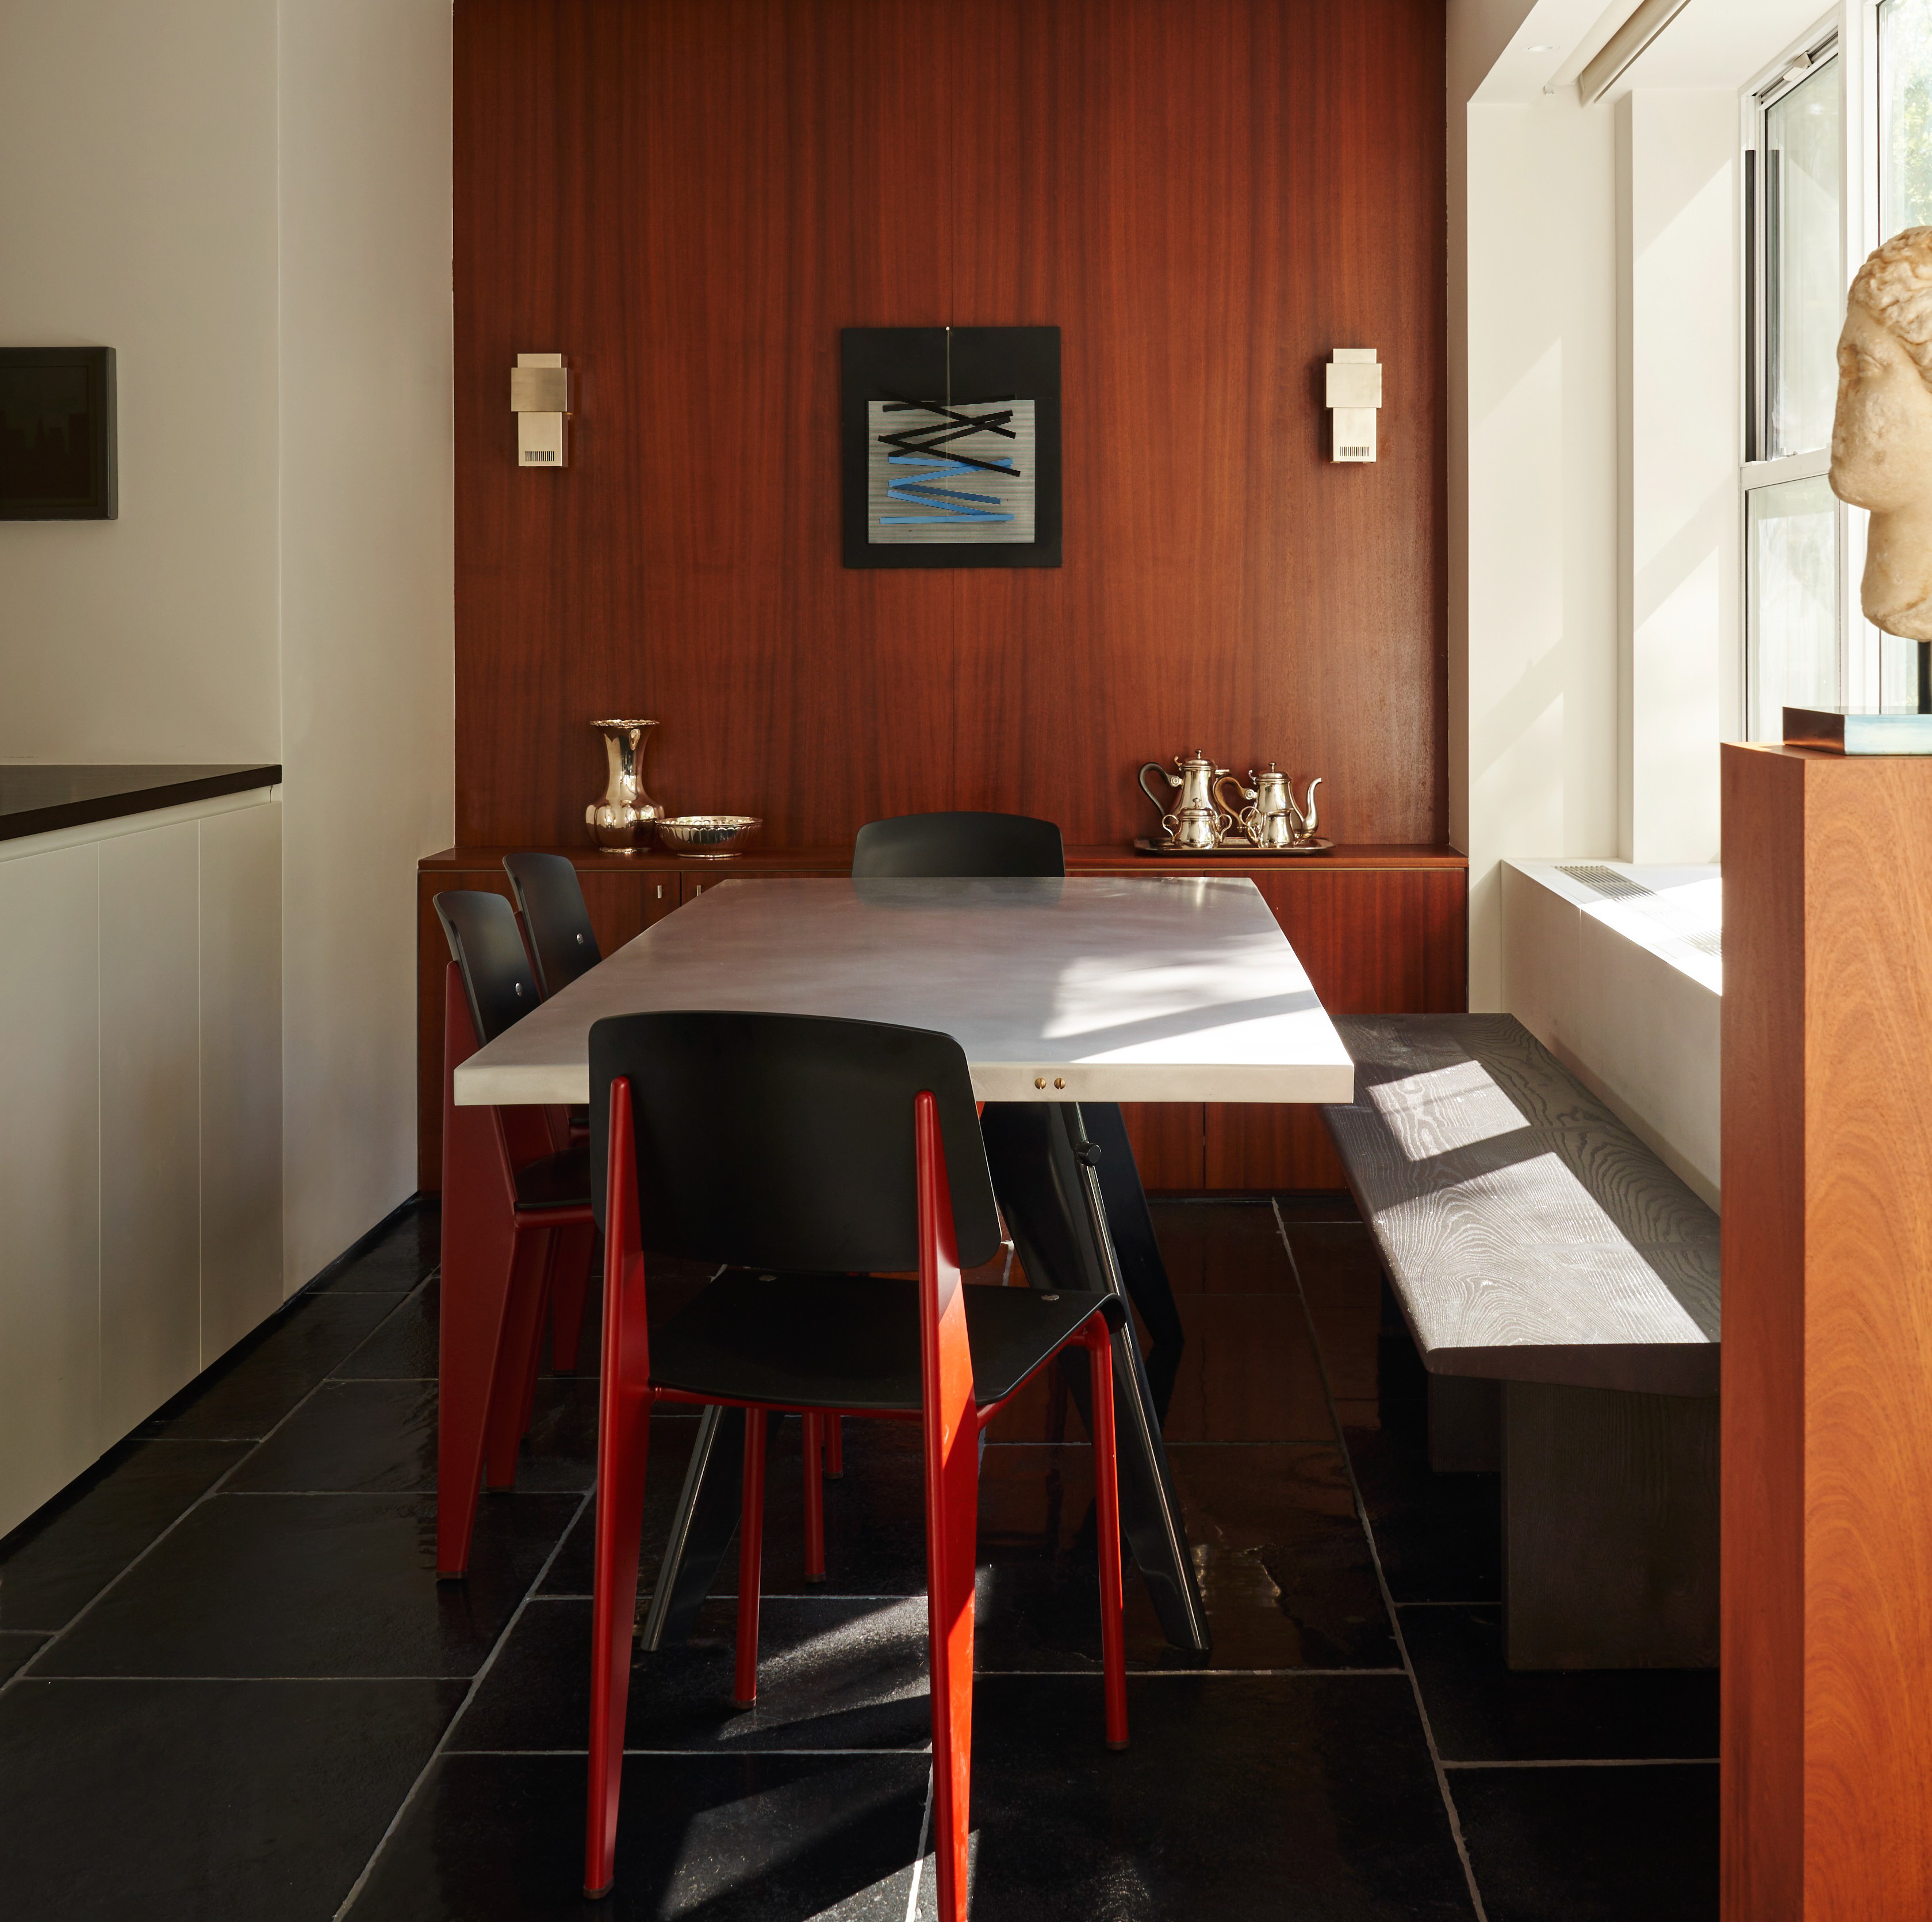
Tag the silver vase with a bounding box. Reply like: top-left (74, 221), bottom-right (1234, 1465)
top-left (586, 718), bottom-right (665, 851)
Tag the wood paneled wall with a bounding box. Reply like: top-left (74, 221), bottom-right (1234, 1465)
top-left (1722, 745), bottom-right (1932, 1917)
top-left (453, 0), bottom-right (1447, 851)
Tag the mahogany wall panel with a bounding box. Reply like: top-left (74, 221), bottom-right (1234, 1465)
top-left (453, 0), bottom-right (1447, 853)
top-left (1207, 866), bottom-right (1467, 1189)
top-left (1722, 745), bottom-right (1932, 1919)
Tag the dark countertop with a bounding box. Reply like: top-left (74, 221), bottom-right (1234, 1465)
top-left (0, 764), bottom-right (282, 844)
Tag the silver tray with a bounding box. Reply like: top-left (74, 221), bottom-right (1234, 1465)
top-left (1132, 836), bottom-right (1333, 858)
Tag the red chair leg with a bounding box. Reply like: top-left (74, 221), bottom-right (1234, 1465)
top-left (802, 1412), bottom-right (826, 1581)
top-left (583, 1192), bottom-right (656, 1898)
top-left (550, 1223), bottom-right (596, 1370)
top-left (482, 1225), bottom-right (554, 1490)
top-left (825, 1413), bottom-right (844, 1479)
top-left (735, 1408), bottom-right (768, 1706)
top-left (1084, 1321), bottom-right (1129, 1749)
top-left (916, 1090), bottom-right (980, 1922)
top-left (928, 1403), bottom-right (979, 1922)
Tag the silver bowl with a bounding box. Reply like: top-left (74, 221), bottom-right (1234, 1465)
top-left (656, 814), bottom-right (762, 859)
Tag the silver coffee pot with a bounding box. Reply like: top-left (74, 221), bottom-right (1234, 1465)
top-left (1215, 764), bottom-right (1322, 848)
top-left (1138, 751), bottom-right (1234, 849)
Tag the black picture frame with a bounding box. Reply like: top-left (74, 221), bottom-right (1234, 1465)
top-left (0, 347), bottom-right (117, 521)
top-left (841, 327), bottom-right (1060, 568)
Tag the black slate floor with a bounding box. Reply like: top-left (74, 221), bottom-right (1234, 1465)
top-left (0, 1196), bottom-right (1718, 1920)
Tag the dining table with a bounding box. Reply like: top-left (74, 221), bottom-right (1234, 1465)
top-left (450, 872), bottom-right (1356, 1654)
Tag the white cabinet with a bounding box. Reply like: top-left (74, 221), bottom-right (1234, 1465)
top-left (0, 845), bottom-right (102, 1530)
top-left (200, 802), bottom-right (283, 1362)
top-left (99, 821), bottom-right (203, 1437)
top-left (0, 791), bottom-right (283, 1536)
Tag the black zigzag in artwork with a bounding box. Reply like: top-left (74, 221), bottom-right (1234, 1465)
top-left (876, 397), bottom-right (1023, 477)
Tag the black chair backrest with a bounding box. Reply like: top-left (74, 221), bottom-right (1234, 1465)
top-left (589, 1010), bottom-right (1002, 1274)
top-left (504, 852), bottom-right (603, 996)
top-left (851, 810), bottom-right (1065, 879)
top-left (435, 890), bottom-right (542, 1046)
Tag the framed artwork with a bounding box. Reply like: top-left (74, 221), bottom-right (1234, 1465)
top-left (841, 326), bottom-right (1060, 568)
top-left (0, 347), bottom-right (117, 520)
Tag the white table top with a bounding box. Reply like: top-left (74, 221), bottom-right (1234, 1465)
top-left (453, 875), bottom-right (1356, 1108)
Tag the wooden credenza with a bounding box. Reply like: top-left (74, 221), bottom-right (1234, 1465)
top-left (416, 843), bottom-right (1467, 1194)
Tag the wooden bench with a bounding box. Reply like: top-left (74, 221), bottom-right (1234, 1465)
top-left (1323, 1013), bottom-right (1719, 1670)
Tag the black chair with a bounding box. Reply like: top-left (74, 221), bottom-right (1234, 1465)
top-left (582, 1010), bottom-right (1127, 1912)
top-left (503, 851), bottom-right (603, 997)
top-left (849, 810), bottom-right (1188, 1418)
top-left (432, 890), bottom-right (596, 1575)
top-left (852, 809), bottom-right (1065, 878)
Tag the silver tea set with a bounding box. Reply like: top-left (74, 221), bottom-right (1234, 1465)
top-left (1137, 751), bottom-right (1325, 853)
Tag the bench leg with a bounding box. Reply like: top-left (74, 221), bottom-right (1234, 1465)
top-left (1503, 1381), bottom-right (1718, 1670)
top-left (1428, 1375), bottom-right (1500, 1473)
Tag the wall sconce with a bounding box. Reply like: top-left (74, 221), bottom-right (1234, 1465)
top-left (1325, 350), bottom-right (1382, 463)
top-left (511, 353), bottom-right (569, 467)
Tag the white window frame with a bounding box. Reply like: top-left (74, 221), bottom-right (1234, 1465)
top-left (1740, 16), bottom-right (1860, 735)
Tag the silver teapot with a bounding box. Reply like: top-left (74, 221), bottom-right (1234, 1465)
top-left (1215, 764), bottom-right (1322, 848)
top-left (1138, 751), bottom-right (1234, 849)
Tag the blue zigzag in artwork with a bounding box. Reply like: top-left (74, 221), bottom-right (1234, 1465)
top-left (878, 453), bottom-right (1017, 524)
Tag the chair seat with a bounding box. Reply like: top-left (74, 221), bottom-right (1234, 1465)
top-left (649, 1272), bottom-right (1124, 1413)
top-left (515, 1143), bottom-right (592, 1212)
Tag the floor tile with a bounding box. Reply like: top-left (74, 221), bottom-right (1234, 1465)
top-left (0, 1678), bottom-right (463, 1921)
top-left (36, 1491), bottom-right (578, 1679)
top-left (228, 1379), bottom-right (438, 1493)
top-left (0, 1631), bottom-right (47, 1681)
top-left (143, 1293), bottom-right (407, 1439)
top-left (1452, 1763), bottom-right (1718, 1921)
top-left (1281, 1220), bottom-right (1386, 1308)
top-left (1405, 1606), bottom-right (1718, 1762)
top-left (1146, 1200), bottom-right (1298, 1293)
top-left (331, 1277), bottom-right (439, 1380)
top-left (1308, 1301), bottom-right (1383, 1427)
top-left (452, 1595), bottom-right (932, 1753)
top-left (975, 1441), bottom-right (1397, 1672)
top-left (1347, 1426), bottom-right (1501, 1606)
top-left (306, 1203), bottom-right (441, 1293)
top-left (963, 1673), bottom-right (1475, 1920)
top-left (0, 1436), bottom-right (250, 1630)
top-left (1159, 1293), bottom-right (1338, 1442)
top-left (348, 1750), bottom-right (930, 1921)
top-left (539, 1415), bottom-right (711, 1596)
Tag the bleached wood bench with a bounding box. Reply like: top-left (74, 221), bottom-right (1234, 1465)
top-left (1323, 1013), bottom-right (1720, 1670)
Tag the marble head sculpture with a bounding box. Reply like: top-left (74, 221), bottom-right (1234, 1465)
top-left (1832, 225), bottom-right (1932, 640)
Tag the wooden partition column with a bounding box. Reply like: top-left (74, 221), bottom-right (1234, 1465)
top-left (1721, 743), bottom-right (1932, 1918)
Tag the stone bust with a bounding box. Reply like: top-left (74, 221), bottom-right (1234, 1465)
top-left (1832, 226), bottom-right (1932, 639)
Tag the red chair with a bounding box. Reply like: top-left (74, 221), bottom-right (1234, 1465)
top-left (582, 1010), bottom-right (1129, 1915)
top-left (435, 890), bottom-right (597, 1577)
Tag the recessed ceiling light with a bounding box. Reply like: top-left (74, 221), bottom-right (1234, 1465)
top-left (1528, 42), bottom-right (1558, 52)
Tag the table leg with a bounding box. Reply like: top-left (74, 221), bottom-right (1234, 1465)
top-left (980, 1101), bottom-right (1210, 1656)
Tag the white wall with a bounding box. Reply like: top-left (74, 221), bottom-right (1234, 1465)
top-left (277, 0), bottom-right (454, 1288)
top-left (0, 0), bottom-right (281, 761)
top-left (1455, 90), bottom-right (1623, 1009)
top-left (1619, 91), bottom-right (1739, 864)
top-left (0, 0), bottom-right (453, 1302)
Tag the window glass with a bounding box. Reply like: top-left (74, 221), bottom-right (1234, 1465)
top-left (1764, 58), bottom-right (1842, 458)
top-left (1883, 0), bottom-right (1932, 237)
top-left (1747, 476), bottom-right (1839, 740)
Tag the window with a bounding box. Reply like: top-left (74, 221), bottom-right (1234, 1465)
top-left (1744, 7), bottom-right (1932, 735)
top-left (1744, 36), bottom-right (1842, 738)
